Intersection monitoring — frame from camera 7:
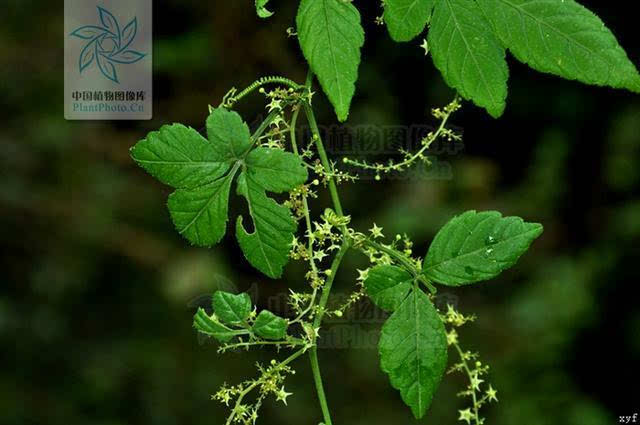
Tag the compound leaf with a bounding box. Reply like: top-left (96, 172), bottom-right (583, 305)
top-left (477, 0), bottom-right (640, 93)
top-left (429, 0), bottom-right (509, 117)
top-left (193, 308), bottom-right (236, 342)
top-left (212, 291), bottom-right (252, 325)
top-left (252, 310), bottom-right (288, 340)
top-left (423, 210), bottom-right (543, 286)
top-left (384, 0), bottom-right (435, 42)
top-left (379, 289), bottom-right (448, 419)
top-left (132, 107), bottom-right (307, 278)
top-left (297, 0), bottom-right (365, 121)
top-left (364, 265), bottom-right (413, 312)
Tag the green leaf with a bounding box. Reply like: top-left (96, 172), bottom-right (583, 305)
top-left (235, 148), bottom-right (307, 278)
top-left (384, 0), bottom-right (435, 42)
top-left (130, 124), bottom-right (230, 189)
top-left (167, 168), bottom-right (236, 247)
top-left (236, 172), bottom-right (298, 279)
top-left (378, 289), bottom-right (447, 419)
top-left (297, 0), bottom-right (365, 121)
top-left (252, 310), bottom-right (288, 340)
top-left (193, 308), bottom-right (236, 342)
top-left (429, 0), bottom-right (509, 117)
top-left (205, 107), bottom-right (252, 160)
top-left (245, 148), bottom-right (309, 193)
top-left (255, 0), bottom-right (274, 18)
top-left (132, 107), bottom-right (308, 277)
top-left (477, 0), bottom-right (640, 93)
top-left (364, 265), bottom-right (413, 312)
top-left (423, 210), bottom-right (543, 286)
top-left (212, 291), bottom-right (252, 325)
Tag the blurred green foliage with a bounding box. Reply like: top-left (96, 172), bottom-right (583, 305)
top-left (1, 1), bottom-right (639, 424)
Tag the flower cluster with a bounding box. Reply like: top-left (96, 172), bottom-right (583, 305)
top-left (442, 305), bottom-right (498, 425)
top-left (213, 358), bottom-right (298, 425)
top-left (342, 97), bottom-right (461, 180)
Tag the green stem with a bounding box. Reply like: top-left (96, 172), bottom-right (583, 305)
top-left (453, 342), bottom-right (481, 425)
top-left (343, 95), bottom-right (460, 174)
top-left (303, 72), bottom-right (345, 218)
top-left (300, 69), bottom-right (360, 425)
top-left (360, 239), bottom-right (437, 293)
top-left (220, 338), bottom-right (306, 352)
top-left (250, 109), bottom-right (281, 144)
top-left (290, 107), bottom-right (318, 276)
top-left (309, 350), bottom-right (332, 425)
top-left (309, 241), bottom-right (350, 425)
top-left (225, 348), bottom-right (307, 425)
top-left (313, 241), bottom-right (350, 329)
top-left (299, 69), bottom-right (352, 425)
top-left (362, 239), bottom-right (417, 273)
top-left (290, 106), bottom-right (321, 324)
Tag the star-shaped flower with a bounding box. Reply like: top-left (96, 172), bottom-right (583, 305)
top-left (369, 223), bottom-right (384, 239)
top-left (470, 373), bottom-right (484, 391)
top-left (313, 250), bottom-right (328, 262)
top-left (275, 386), bottom-right (293, 405)
top-left (356, 268), bottom-right (369, 281)
top-left (267, 98), bottom-right (283, 112)
top-left (458, 408), bottom-right (473, 424)
top-left (486, 385), bottom-right (498, 402)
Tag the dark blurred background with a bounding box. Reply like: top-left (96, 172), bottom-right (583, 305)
top-left (2, 1), bottom-right (640, 424)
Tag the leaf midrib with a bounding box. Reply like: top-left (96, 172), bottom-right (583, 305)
top-left (218, 294), bottom-right (245, 323)
top-left (321, 0), bottom-right (344, 110)
top-left (413, 290), bottom-right (424, 416)
top-left (444, 0), bottom-right (499, 108)
top-left (497, 0), bottom-right (602, 57)
top-left (178, 164), bottom-right (238, 235)
top-left (424, 225), bottom-right (541, 272)
top-left (240, 173), bottom-right (277, 277)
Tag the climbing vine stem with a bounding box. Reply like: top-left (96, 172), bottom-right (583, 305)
top-left (303, 72), bottom-right (345, 220)
top-left (132, 62), bottom-right (540, 425)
